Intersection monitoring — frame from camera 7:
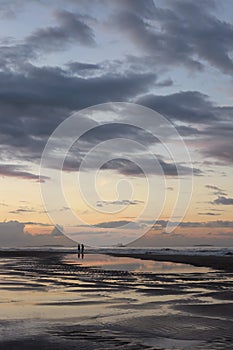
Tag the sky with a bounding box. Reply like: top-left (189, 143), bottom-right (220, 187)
top-left (0, 0), bottom-right (233, 247)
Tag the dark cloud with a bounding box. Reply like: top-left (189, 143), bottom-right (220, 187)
top-left (59, 0), bottom-right (156, 18)
top-left (101, 158), bottom-right (201, 177)
top-left (0, 65), bottom-right (155, 112)
top-left (213, 196), bottom-right (233, 205)
top-left (137, 90), bottom-right (233, 164)
top-left (113, 0), bottom-right (233, 74)
top-left (51, 117), bottom-right (182, 175)
top-left (156, 78), bottom-right (173, 87)
top-left (0, 1), bottom-right (232, 177)
top-left (96, 199), bottom-right (143, 207)
top-left (176, 125), bottom-right (201, 137)
top-left (77, 123), bottom-right (158, 148)
top-left (112, 11), bottom-right (202, 71)
top-left (0, 220), bottom-right (25, 245)
top-left (206, 184), bottom-right (226, 196)
top-left (203, 142), bottom-right (233, 163)
top-left (0, 62), bottom-right (232, 169)
top-left (114, 0), bottom-right (156, 18)
top-left (91, 220), bottom-right (142, 229)
top-left (0, 43), bottom-right (35, 69)
top-left (206, 185), bottom-right (223, 191)
top-left (27, 10), bottom-right (95, 53)
top-left (0, 10), bottom-right (96, 69)
top-left (0, 164), bottom-right (49, 182)
top-left (0, 220), bottom-right (74, 246)
top-left (137, 91), bottom-right (215, 124)
top-left (199, 122), bottom-right (233, 163)
top-left (151, 219), bottom-right (233, 229)
top-left (2, 1), bottom-right (233, 74)
top-left (67, 61), bottom-right (101, 73)
top-left (62, 126), bottom-right (163, 174)
top-left (198, 212), bottom-right (221, 216)
top-left (9, 208), bottom-right (37, 215)
top-left (0, 64), bottom-right (156, 163)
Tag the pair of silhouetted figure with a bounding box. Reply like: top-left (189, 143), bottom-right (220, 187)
top-left (77, 243), bottom-right (84, 259)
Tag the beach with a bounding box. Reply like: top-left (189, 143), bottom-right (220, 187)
top-left (110, 251), bottom-right (233, 272)
top-left (0, 250), bottom-right (233, 349)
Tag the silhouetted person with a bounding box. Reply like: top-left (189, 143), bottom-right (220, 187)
top-left (81, 243), bottom-right (84, 258)
top-left (77, 244), bottom-right (81, 258)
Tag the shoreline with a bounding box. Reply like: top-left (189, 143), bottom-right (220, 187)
top-left (0, 249), bottom-right (233, 272)
top-left (109, 252), bottom-right (233, 272)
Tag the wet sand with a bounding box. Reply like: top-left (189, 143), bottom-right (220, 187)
top-left (110, 252), bottom-right (233, 272)
top-left (0, 251), bottom-right (233, 349)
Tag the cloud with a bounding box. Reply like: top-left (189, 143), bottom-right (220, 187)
top-left (23, 221), bottom-right (53, 227)
top-left (91, 220), bottom-right (142, 229)
top-left (198, 212), bottom-right (221, 216)
top-left (0, 0), bottom-right (26, 18)
top-left (0, 10), bottom-right (96, 68)
top-left (27, 10), bottom-right (96, 53)
top-left (212, 196), bottom-right (233, 205)
top-left (180, 220), bottom-right (233, 228)
top-left (114, 0), bottom-right (156, 18)
top-left (0, 164), bottom-right (49, 182)
top-left (149, 219), bottom-right (233, 229)
top-left (9, 208), bottom-right (37, 215)
top-left (0, 220), bottom-right (25, 245)
top-left (2, 1), bottom-right (233, 75)
top-left (203, 142), bottom-right (233, 163)
top-left (113, 0), bottom-right (233, 74)
top-left (137, 91), bottom-right (215, 124)
top-left (112, 11), bottom-right (202, 71)
top-left (0, 63), bottom-right (231, 171)
top-left (100, 157), bottom-right (201, 177)
top-left (51, 224), bottom-right (64, 236)
top-left (60, 122), bottom-right (201, 178)
top-left (0, 64), bottom-right (155, 113)
top-left (0, 64), bottom-right (156, 165)
top-left (0, 220), bottom-right (74, 246)
top-left (96, 199), bottom-right (143, 207)
top-left (156, 78), bottom-right (173, 87)
top-left (137, 90), bottom-right (233, 164)
top-left (78, 123), bottom-right (158, 147)
top-left (205, 184), bottom-right (226, 196)
top-left (67, 61), bottom-right (101, 73)
top-left (79, 218), bottom-right (233, 231)
top-left (0, 2), bottom-right (232, 177)
top-left (206, 185), bottom-right (223, 191)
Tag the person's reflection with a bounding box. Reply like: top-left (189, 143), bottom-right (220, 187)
top-left (81, 243), bottom-right (84, 259)
top-left (77, 244), bottom-right (85, 259)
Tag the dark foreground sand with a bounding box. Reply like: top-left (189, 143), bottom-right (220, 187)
top-left (0, 251), bottom-right (233, 350)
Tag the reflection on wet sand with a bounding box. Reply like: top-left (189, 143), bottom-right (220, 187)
top-left (77, 253), bottom-right (84, 260)
top-left (0, 252), bottom-right (233, 349)
top-left (64, 253), bottom-right (214, 273)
